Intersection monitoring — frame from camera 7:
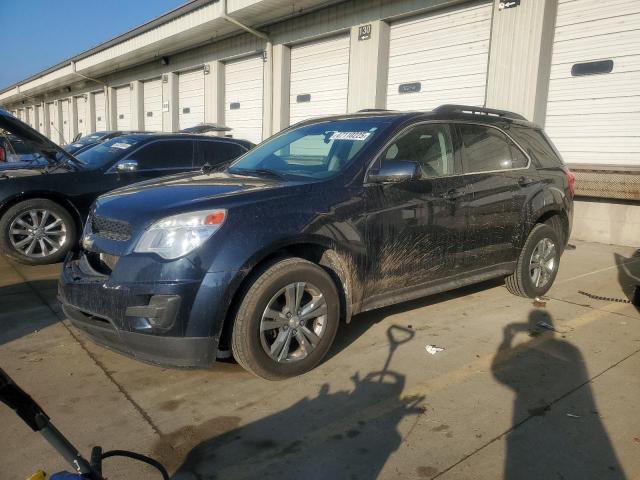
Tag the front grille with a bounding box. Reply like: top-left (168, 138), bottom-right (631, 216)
top-left (91, 215), bottom-right (132, 241)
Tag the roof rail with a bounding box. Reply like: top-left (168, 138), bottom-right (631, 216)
top-left (434, 104), bottom-right (527, 121)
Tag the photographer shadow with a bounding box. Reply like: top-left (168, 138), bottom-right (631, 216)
top-left (168, 326), bottom-right (424, 480)
top-left (492, 310), bottom-right (626, 479)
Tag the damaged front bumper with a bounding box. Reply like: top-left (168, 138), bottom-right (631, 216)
top-left (58, 251), bottom-right (231, 368)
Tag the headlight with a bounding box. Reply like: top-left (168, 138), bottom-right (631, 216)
top-left (134, 209), bottom-right (227, 259)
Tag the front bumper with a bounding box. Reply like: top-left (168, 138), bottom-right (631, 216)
top-left (58, 251), bottom-right (231, 368)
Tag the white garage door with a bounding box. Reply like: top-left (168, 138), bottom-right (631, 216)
top-left (25, 107), bottom-right (33, 127)
top-left (225, 55), bottom-right (264, 143)
top-left (386, 2), bottom-right (492, 111)
top-left (76, 96), bottom-right (88, 137)
top-left (61, 100), bottom-right (71, 144)
top-left (17, 109), bottom-right (24, 121)
top-left (94, 91), bottom-right (107, 131)
top-left (545, 0), bottom-right (640, 167)
top-left (36, 105), bottom-right (45, 134)
top-left (178, 68), bottom-right (205, 130)
top-left (143, 78), bottom-right (163, 131)
top-left (46, 103), bottom-right (56, 141)
top-left (289, 35), bottom-right (350, 125)
top-left (115, 85), bottom-right (131, 130)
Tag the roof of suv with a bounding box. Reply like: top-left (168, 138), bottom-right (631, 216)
top-left (105, 132), bottom-right (254, 148)
top-left (295, 104), bottom-right (539, 130)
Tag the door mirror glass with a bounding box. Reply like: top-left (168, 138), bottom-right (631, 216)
top-left (116, 159), bottom-right (138, 172)
top-left (368, 160), bottom-right (421, 183)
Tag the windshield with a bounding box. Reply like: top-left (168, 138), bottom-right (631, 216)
top-left (63, 132), bottom-right (109, 152)
top-left (75, 136), bottom-right (141, 170)
top-left (228, 119), bottom-right (388, 179)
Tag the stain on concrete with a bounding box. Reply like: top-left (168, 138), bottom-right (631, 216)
top-left (417, 465), bottom-right (439, 477)
top-left (431, 424), bottom-right (449, 432)
top-left (159, 398), bottom-right (184, 412)
top-left (152, 415), bottom-right (241, 471)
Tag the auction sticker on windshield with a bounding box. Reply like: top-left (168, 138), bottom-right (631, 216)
top-left (329, 131), bottom-right (371, 141)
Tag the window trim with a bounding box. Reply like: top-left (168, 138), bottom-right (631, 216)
top-left (365, 120), bottom-right (533, 183)
top-left (454, 122), bottom-right (531, 175)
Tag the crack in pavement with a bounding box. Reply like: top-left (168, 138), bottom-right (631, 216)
top-left (6, 261), bottom-right (164, 439)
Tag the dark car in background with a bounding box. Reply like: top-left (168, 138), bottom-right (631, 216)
top-left (59, 105), bottom-right (575, 380)
top-left (63, 131), bottom-right (146, 155)
top-left (0, 110), bottom-right (253, 265)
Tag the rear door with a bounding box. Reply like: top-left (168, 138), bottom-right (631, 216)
top-left (453, 123), bottom-right (538, 271)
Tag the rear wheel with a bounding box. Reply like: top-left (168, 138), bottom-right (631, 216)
top-left (231, 257), bottom-right (340, 380)
top-left (505, 224), bottom-right (560, 298)
top-left (0, 199), bottom-right (76, 265)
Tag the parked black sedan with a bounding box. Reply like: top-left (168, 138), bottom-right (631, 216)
top-left (0, 110), bottom-right (253, 265)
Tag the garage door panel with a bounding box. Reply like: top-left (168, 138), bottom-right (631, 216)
top-left (143, 78), bottom-right (162, 131)
top-left (391, 4), bottom-right (491, 37)
top-left (555, 0), bottom-right (640, 29)
top-left (61, 100), bottom-right (71, 143)
top-left (550, 31), bottom-right (640, 66)
top-left (289, 34), bottom-right (350, 125)
top-left (548, 71), bottom-right (640, 100)
top-left (554, 12), bottom-right (640, 43)
top-left (545, 0), bottom-right (640, 166)
top-left (386, 2), bottom-right (492, 111)
top-left (115, 86), bottom-right (131, 130)
top-left (76, 97), bottom-right (88, 136)
top-left (225, 56), bottom-right (263, 143)
top-left (94, 92), bottom-right (107, 131)
top-left (178, 68), bottom-right (205, 130)
top-left (36, 105), bottom-right (44, 134)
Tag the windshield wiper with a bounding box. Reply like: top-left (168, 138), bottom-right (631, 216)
top-left (230, 168), bottom-right (286, 180)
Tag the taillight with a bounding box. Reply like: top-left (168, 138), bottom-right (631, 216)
top-left (0, 146), bottom-right (5, 162)
top-left (564, 167), bottom-right (576, 197)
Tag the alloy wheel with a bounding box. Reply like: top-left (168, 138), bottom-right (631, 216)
top-left (529, 237), bottom-right (556, 288)
top-left (9, 209), bottom-right (67, 258)
top-left (259, 282), bottom-right (328, 363)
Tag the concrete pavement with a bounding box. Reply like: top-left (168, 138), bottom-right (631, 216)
top-left (0, 241), bottom-right (638, 479)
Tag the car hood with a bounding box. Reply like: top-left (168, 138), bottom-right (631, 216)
top-left (94, 171), bottom-right (307, 223)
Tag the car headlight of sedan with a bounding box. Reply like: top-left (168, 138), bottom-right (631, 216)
top-left (134, 209), bottom-right (226, 259)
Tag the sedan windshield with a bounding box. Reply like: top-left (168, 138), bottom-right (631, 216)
top-left (228, 118), bottom-right (389, 179)
top-left (75, 136), bottom-right (141, 170)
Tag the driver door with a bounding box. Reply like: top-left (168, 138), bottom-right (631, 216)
top-left (363, 122), bottom-right (467, 302)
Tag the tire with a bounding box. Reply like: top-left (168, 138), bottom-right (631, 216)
top-left (231, 257), bottom-right (340, 380)
top-left (505, 223), bottom-right (561, 298)
top-left (0, 198), bottom-right (76, 265)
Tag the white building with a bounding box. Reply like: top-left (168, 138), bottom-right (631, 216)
top-left (2, 0), bottom-right (639, 246)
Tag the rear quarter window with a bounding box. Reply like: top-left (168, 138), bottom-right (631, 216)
top-left (510, 126), bottom-right (563, 169)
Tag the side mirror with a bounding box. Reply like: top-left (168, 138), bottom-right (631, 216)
top-left (72, 133), bottom-right (82, 143)
top-left (116, 159), bottom-right (139, 172)
top-left (368, 160), bottom-right (421, 184)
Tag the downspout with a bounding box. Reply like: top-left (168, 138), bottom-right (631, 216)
top-left (221, 0), bottom-right (273, 138)
top-left (70, 61), bottom-right (111, 129)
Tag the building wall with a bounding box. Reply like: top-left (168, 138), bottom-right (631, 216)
top-left (3, 0), bottom-right (638, 246)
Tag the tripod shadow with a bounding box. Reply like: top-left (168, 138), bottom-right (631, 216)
top-left (492, 310), bottom-right (626, 479)
top-left (614, 251), bottom-right (640, 311)
top-left (164, 326), bottom-right (424, 480)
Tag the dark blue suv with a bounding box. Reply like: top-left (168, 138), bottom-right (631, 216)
top-left (59, 105), bottom-right (574, 379)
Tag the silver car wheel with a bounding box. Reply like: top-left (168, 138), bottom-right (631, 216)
top-left (259, 282), bottom-right (328, 363)
top-left (529, 238), bottom-right (557, 288)
top-left (9, 209), bottom-right (67, 258)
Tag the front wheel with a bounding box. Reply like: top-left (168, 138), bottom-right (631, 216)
top-left (505, 223), bottom-right (561, 298)
top-left (231, 257), bottom-right (340, 380)
top-left (0, 199), bottom-right (76, 265)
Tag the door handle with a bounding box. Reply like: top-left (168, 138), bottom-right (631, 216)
top-left (518, 176), bottom-right (537, 187)
top-left (441, 188), bottom-right (464, 202)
